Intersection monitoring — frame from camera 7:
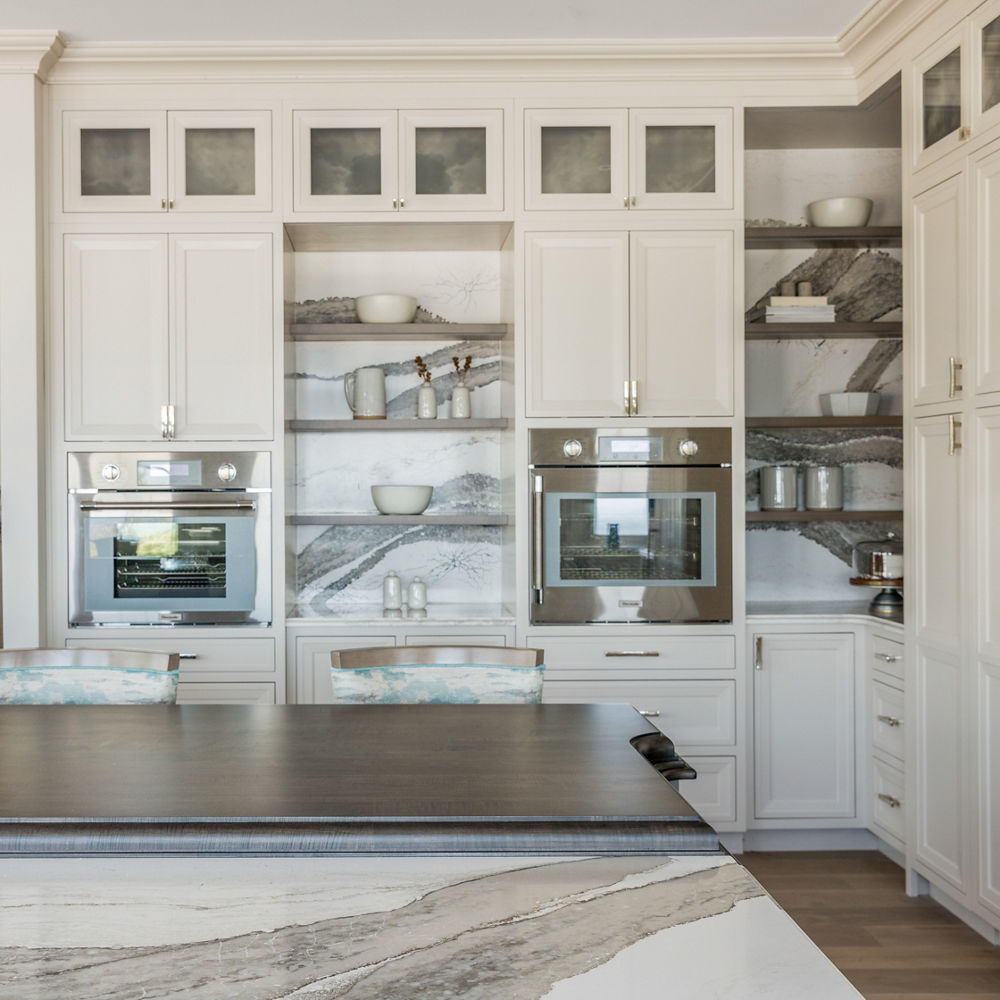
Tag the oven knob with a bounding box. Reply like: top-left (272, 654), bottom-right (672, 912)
top-left (562, 439), bottom-right (584, 459)
top-left (678, 439), bottom-right (699, 458)
top-left (100, 463), bottom-right (121, 482)
top-left (217, 462), bottom-right (238, 483)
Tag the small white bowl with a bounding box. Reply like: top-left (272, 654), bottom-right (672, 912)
top-left (820, 391), bottom-right (881, 416)
top-left (371, 485), bottom-right (433, 515)
top-left (355, 294), bottom-right (417, 324)
top-left (807, 197), bottom-right (874, 228)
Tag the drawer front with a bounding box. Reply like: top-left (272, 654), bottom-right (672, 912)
top-left (404, 633), bottom-right (511, 647)
top-left (870, 755), bottom-right (905, 845)
top-left (872, 679), bottom-right (905, 761)
top-left (542, 678), bottom-right (736, 746)
top-left (530, 635), bottom-right (736, 675)
top-left (67, 637), bottom-right (276, 673)
top-left (296, 635), bottom-right (397, 704)
top-left (871, 635), bottom-right (904, 682)
top-left (176, 682), bottom-right (275, 705)
top-left (677, 755), bottom-right (737, 824)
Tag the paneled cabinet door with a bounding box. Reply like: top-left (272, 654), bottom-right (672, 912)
top-left (64, 234), bottom-right (170, 439)
top-left (911, 170), bottom-right (966, 407)
top-left (630, 230), bottom-right (733, 416)
top-left (170, 234), bottom-right (273, 440)
top-left (752, 632), bottom-right (855, 820)
top-left (973, 138), bottom-right (1000, 399)
top-left (524, 232), bottom-right (630, 417)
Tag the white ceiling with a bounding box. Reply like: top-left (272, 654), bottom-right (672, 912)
top-left (5, 0), bottom-right (877, 43)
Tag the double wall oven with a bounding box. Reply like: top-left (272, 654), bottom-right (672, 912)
top-left (68, 452), bottom-right (271, 626)
top-left (530, 428), bottom-right (732, 624)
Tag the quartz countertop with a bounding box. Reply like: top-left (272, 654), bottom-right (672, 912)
top-left (287, 601), bottom-right (515, 624)
top-left (747, 599), bottom-right (903, 625)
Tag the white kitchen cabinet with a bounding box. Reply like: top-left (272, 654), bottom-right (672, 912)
top-left (177, 682), bottom-right (276, 705)
top-left (62, 109), bottom-right (271, 213)
top-left (972, 136), bottom-right (1000, 400)
top-left (523, 107), bottom-right (733, 211)
top-left (752, 631), bottom-right (856, 821)
top-left (524, 229), bottom-right (734, 417)
top-left (867, 630), bottom-right (906, 851)
top-left (63, 232), bottom-right (273, 442)
top-left (293, 108), bottom-right (504, 212)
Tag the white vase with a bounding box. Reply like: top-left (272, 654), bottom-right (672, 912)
top-left (416, 383), bottom-right (437, 419)
top-left (450, 381), bottom-right (471, 419)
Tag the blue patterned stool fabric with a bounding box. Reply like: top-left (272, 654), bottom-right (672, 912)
top-left (0, 666), bottom-right (179, 705)
top-left (329, 662), bottom-right (545, 704)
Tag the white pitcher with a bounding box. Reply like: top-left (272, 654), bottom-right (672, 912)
top-left (344, 367), bottom-right (386, 419)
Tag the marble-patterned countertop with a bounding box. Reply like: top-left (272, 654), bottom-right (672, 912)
top-left (287, 601), bottom-right (515, 624)
top-left (747, 599), bottom-right (903, 625)
top-left (0, 854), bottom-right (863, 999)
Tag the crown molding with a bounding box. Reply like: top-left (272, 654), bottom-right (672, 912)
top-left (0, 31), bottom-right (65, 79)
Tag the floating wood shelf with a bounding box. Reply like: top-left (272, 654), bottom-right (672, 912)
top-left (744, 226), bottom-right (902, 249)
top-left (288, 418), bottom-right (508, 431)
top-left (746, 416), bottom-right (903, 429)
top-left (288, 322), bottom-right (509, 341)
top-left (747, 510), bottom-right (903, 523)
top-left (287, 513), bottom-right (508, 526)
top-left (745, 321), bottom-right (902, 339)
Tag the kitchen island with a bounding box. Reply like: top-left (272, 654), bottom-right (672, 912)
top-left (0, 703), bottom-right (861, 998)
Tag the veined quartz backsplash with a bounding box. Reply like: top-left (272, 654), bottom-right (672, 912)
top-left (745, 146), bottom-right (903, 603)
top-left (290, 250), bottom-right (507, 609)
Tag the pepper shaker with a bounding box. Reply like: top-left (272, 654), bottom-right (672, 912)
top-left (382, 570), bottom-right (402, 610)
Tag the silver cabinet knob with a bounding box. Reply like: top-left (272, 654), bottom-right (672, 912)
top-left (217, 462), bottom-right (237, 483)
top-left (678, 439), bottom-right (699, 457)
top-left (101, 463), bottom-right (121, 482)
top-left (562, 439), bottom-right (583, 458)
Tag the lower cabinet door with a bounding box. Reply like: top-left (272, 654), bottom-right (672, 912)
top-left (676, 755), bottom-right (737, 824)
top-left (870, 754), bottom-right (905, 847)
top-left (176, 682), bottom-right (275, 705)
top-left (753, 632), bottom-right (856, 820)
top-left (295, 635), bottom-right (397, 704)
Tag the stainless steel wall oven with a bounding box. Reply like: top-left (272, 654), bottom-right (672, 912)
top-left (68, 452), bottom-right (271, 626)
top-left (530, 428), bottom-right (732, 624)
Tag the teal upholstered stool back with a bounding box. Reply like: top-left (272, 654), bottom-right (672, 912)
top-left (329, 645), bottom-right (545, 705)
top-left (0, 648), bottom-right (180, 705)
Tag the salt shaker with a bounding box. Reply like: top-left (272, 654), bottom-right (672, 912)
top-left (407, 576), bottom-right (427, 610)
top-left (382, 570), bottom-right (402, 610)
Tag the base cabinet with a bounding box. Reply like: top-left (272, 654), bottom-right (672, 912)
top-left (867, 630), bottom-right (906, 851)
top-left (177, 682), bottom-right (275, 705)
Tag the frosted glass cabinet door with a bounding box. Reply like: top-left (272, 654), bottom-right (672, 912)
top-left (912, 25), bottom-right (970, 171)
top-left (974, 0), bottom-right (1000, 147)
top-left (630, 108), bottom-right (733, 210)
top-left (293, 110), bottom-right (397, 211)
top-left (63, 111), bottom-right (167, 212)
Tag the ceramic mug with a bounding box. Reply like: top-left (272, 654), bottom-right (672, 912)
top-left (344, 367), bottom-right (386, 419)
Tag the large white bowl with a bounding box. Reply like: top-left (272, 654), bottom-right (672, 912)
top-left (355, 294), bottom-right (418, 324)
top-left (807, 196), bottom-right (874, 227)
top-left (820, 391), bottom-right (881, 416)
top-left (371, 484), bottom-right (433, 515)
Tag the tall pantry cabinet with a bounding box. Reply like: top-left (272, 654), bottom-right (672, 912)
top-left (906, 0), bottom-right (1000, 935)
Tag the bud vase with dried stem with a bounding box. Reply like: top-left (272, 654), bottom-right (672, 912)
top-left (415, 355), bottom-right (437, 419)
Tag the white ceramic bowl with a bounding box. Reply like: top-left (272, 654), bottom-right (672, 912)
top-left (355, 294), bottom-right (418, 324)
top-left (371, 484), bottom-right (433, 515)
top-left (820, 391), bottom-right (881, 416)
top-left (807, 196), bottom-right (874, 228)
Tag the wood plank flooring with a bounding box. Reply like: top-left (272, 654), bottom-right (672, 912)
top-left (738, 851), bottom-right (1000, 999)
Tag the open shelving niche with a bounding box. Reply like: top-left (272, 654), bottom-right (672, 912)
top-left (283, 221), bottom-right (516, 619)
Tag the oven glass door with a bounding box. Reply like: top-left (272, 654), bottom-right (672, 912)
top-left (77, 505), bottom-right (257, 620)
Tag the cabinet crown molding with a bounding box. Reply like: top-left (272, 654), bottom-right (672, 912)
top-left (0, 30), bottom-right (64, 79)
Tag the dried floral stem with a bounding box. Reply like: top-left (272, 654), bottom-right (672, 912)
top-left (451, 355), bottom-right (472, 374)
top-left (414, 356), bottom-right (432, 383)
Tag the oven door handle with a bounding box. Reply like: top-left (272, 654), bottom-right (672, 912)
top-left (77, 501), bottom-right (257, 512)
top-left (532, 474), bottom-right (544, 603)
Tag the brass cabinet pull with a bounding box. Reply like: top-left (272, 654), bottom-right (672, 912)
top-left (877, 713), bottom-right (902, 727)
top-left (623, 380), bottom-right (631, 415)
top-left (630, 380), bottom-right (638, 414)
top-left (949, 413), bottom-right (962, 455)
top-left (754, 635), bottom-right (763, 670)
top-left (959, 125), bottom-right (972, 140)
top-left (949, 356), bottom-right (963, 397)
top-left (605, 650), bottom-right (660, 657)
top-left (877, 792), bottom-right (902, 808)
top-left (624, 196), bottom-right (630, 208)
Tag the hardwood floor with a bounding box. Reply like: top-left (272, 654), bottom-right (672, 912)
top-left (738, 851), bottom-right (1000, 999)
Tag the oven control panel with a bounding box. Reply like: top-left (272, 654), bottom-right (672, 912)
top-left (530, 428), bottom-right (731, 467)
top-left (69, 452), bottom-right (271, 491)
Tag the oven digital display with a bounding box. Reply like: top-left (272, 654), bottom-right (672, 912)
top-left (136, 460), bottom-right (203, 487)
top-left (597, 437), bottom-right (663, 462)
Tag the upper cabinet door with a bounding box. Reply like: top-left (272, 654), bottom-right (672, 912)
top-left (629, 108), bottom-right (733, 210)
top-left (168, 111), bottom-right (271, 212)
top-left (399, 110), bottom-right (504, 211)
top-left (293, 110), bottom-right (397, 212)
top-left (972, 0), bottom-right (1000, 139)
top-left (912, 24), bottom-right (971, 172)
top-left (911, 168), bottom-right (966, 407)
top-left (524, 109), bottom-right (629, 210)
top-left (973, 137), bottom-right (1000, 400)
top-left (63, 111), bottom-right (167, 212)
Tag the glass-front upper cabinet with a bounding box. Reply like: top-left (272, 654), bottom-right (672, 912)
top-left (973, 0), bottom-right (1000, 136)
top-left (524, 107), bottom-right (733, 211)
top-left (293, 109), bottom-right (504, 213)
top-left (62, 109), bottom-right (271, 213)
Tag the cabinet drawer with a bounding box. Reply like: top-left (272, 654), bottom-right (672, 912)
top-left (404, 633), bottom-right (510, 647)
top-left (532, 635), bottom-right (735, 675)
top-left (871, 635), bottom-right (904, 681)
top-left (870, 755), bottom-right (905, 845)
top-left (542, 678), bottom-right (735, 746)
top-left (872, 679), bottom-right (905, 761)
top-left (176, 682), bottom-right (275, 705)
top-left (676, 755), bottom-right (737, 824)
top-left (67, 637), bottom-right (276, 673)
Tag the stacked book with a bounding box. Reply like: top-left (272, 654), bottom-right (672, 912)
top-left (746, 295), bottom-right (835, 323)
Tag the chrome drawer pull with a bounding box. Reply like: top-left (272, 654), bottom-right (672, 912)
top-left (877, 792), bottom-right (902, 808)
top-left (638, 709), bottom-right (661, 718)
top-left (877, 714), bottom-right (902, 727)
top-left (177, 653), bottom-right (199, 660)
top-left (875, 653), bottom-right (901, 663)
top-left (605, 650), bottom-right (660, 657)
